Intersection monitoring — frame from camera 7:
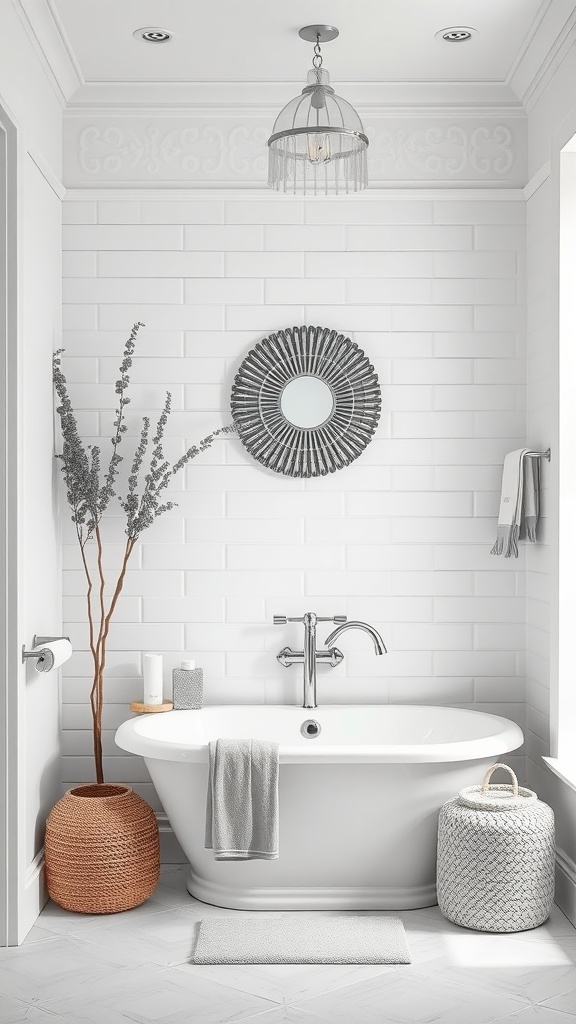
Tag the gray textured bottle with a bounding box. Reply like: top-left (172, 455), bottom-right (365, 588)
top-left (172, 659), bottom-right (203, 710)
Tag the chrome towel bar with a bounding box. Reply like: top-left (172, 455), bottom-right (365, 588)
top-left (525, 449), bottom-right (551, 460)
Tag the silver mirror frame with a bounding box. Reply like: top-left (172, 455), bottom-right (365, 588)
top-left (230, 326), bottom-right (381, 478)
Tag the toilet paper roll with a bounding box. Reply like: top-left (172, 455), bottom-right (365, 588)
top-left (33, 638), bottom-right (73, 673)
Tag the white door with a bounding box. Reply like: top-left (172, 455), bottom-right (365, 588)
top-left (0, 102), bottom-right (63, 945)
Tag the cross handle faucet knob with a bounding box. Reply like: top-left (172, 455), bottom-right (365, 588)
top-left (273, 614), bottom-right (347, 625)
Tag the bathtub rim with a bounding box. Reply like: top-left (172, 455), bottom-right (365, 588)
top-left (115, 703), bottom-right (524, 765)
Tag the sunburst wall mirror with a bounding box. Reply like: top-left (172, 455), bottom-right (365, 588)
top-left (230, 326), bottom-right (381, 478)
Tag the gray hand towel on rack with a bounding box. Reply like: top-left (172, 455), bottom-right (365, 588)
top-left (204, 738), bottom-right (279, 860)
top-left (520, 453), bottom-right (540, 542)
top-left (491, 448), bottom-right (539, 557)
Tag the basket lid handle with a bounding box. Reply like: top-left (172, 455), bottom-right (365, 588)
top-left (481, 762), bottom-right (519, 795)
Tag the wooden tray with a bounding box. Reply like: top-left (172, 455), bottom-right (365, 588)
top-left (130, 701), bottom-right (173, 714)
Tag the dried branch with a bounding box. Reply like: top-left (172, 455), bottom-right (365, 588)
top-left (53, 323), bottom-right (235, 782)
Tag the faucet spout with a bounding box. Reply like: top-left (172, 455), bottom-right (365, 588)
top-left (324, 621), bottom-right (387, 655)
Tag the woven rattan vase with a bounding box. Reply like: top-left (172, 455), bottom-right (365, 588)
top-left (45, 784), bottom-right (160, 914)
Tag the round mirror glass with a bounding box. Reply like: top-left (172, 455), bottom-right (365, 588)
top-left (280, 375), bottom-right (335, 429)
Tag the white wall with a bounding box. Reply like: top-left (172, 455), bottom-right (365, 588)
top-left (61, 193), bottom-right (527, 835)
top-left (525, 32), bottom-right (576, 922)
top-left (0, 0), bottom-right (62, 182)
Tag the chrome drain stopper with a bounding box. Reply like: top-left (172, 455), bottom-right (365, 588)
top-left (301, 719), bottom-right (321, 738)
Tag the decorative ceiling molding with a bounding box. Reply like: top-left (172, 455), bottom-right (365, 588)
top-left (14, 0), bottom-right (82, 106)
top-left (506, 0), bottom-right (555, 91)
top-left (63, 114), bottom-right (527, 189)
top-left (508, 0), bottom-right (576, 110)
top-left (63, 79), bottom-right (524, 114)
top-left (21, 0), bottom-right (566, 120)
top-left (522, 11), bottom-right (576, 112)
top-left (45, 0), bottom-right (85, 84)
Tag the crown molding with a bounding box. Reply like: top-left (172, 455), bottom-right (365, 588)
top-left (506, 0), bottom-right (555, 92)
top-left (64, 187), bottom-right (526, 201)
top-left (14, 2), bottom-right (532, 118)
top-left (13, 0), bottom-right (82, 106)
top-left (45, 0), bottom-right (85, 85)
top-left (524, 10), bottom-right (576, 113)
top-left (64, 105), bottom-right (527, 122)
top-left (63, 79), bottom-right (525, 114)
top-left (509, 0), bottom-right (576, 112)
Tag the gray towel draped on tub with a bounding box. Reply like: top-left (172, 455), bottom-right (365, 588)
top-left (205, 738), bottom-right (279, 860)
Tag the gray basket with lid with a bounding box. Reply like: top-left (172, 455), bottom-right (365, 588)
top-left (437, 763), bottom-right (555, 932)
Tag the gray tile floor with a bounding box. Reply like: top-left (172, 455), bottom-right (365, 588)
top-left (1, 866), bottom-right (576, 1023)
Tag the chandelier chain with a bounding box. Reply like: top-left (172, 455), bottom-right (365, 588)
top-left (312, 34), bottom-right (323, 69)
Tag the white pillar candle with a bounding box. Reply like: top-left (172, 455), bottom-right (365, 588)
top-left (143, 652), bottom-right (163, 705)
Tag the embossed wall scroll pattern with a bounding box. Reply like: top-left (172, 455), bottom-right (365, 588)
top-left (67, 118), bottom-right (523, 185)
top-left (78, 124), bottom-right (269, 180)
top-left (368, 125), bottom-right (514, 176)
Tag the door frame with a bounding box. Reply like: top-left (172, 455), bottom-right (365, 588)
top-left (0, 100), bottom-right (21, 947)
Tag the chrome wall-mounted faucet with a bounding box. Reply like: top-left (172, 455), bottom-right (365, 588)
top-left (324, 620), bottom-right (387, 655)
top-left (274, 612), bottom-right (387, 709)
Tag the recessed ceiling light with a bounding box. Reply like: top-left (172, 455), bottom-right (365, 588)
top-left (436, 26), bottom-right (476, 43)
top-left (133, 27), bottom-right (173, 43)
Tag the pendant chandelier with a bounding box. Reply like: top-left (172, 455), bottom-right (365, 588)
top-left (267, 25), bottom-right (369, 195)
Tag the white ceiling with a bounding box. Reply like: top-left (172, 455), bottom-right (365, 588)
top-left (49, 0), bottom-right (547, 86)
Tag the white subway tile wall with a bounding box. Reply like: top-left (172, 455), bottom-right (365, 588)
top-left (62, 196), bottom-right (526, 805)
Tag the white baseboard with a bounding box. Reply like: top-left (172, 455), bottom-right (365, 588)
top-left (156, 813), bottom-right (186, 865)
top-left (555, 847), bottom-right (576, 927)
top-left (16, 849), bottom-right (48, 945)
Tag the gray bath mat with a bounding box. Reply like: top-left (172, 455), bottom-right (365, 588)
top-left (192, 914), bottom-right (411, 964)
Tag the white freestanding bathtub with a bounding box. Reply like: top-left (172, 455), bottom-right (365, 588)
top-left (115, 704), bottom-right (523, 910)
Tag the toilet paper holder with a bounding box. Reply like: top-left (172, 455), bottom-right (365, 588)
top-left (22, 635), bottom-right (71, 671)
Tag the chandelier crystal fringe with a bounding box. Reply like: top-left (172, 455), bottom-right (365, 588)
top-left (267, 27), bottom-right (369, 195)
